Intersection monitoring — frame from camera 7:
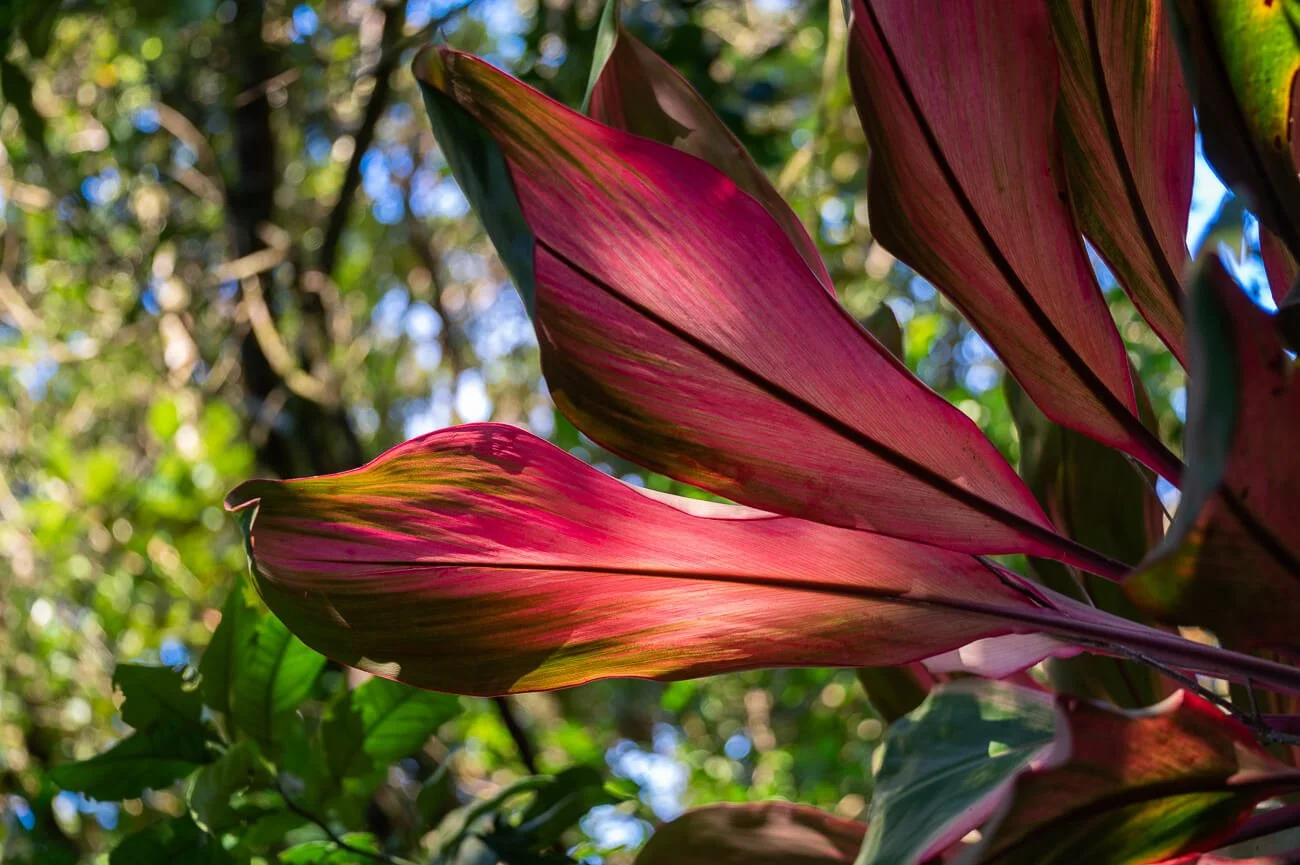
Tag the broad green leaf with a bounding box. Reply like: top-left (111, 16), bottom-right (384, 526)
top-left (50, 720), bottom-right (211, 800)
top-left (229, 613), bottom-right (326, 744)
top-left (189, 739), bottom-right (260, 834)
top-left (856, 681), bottom-right (1063, 865)
top-left (114, 663), bottom-right (204, 732)
top-left (326, 676), bottom-right (459, 781)
top-left (279, 834), bottom-right (381, 864)
top-left (970, 691), bottom-right (1300, 865)
top-left (487, 767), bottom-right (618, 852)
top-left (1167, 0), bottom-right (1300, 258)
top-left (200, 581), bottom-right (260, 718)
top-left (110, 816), bottom-right (233, 865)
top-left (635, 802), bottom-right (864, 865)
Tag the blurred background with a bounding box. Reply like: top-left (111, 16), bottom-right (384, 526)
top-left (0, 0), bottom-right (1272, 860)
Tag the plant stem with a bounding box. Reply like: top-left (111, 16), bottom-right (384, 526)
top-left (276, 777), bottom-right (418, 865)
top-left (493, 696), bottom-right (540, 775)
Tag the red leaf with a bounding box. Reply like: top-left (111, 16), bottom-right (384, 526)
top-left (1126, 261), bottom-right (1300, 649)
top-left (1050, 0), bottom-right (1194, 364)
top-left (587, 27), bottom-right (832, 292)
top-left (634, 802), bottom-right (864, 865)
top-left (972, 691), bottom-right (1300, 865)
top-left (846, 0), bottom-right (1179, 481)
top-left (412, 47), bottom-right (1113, 568)
top-left (223, 424), bottom-right (1066, 696)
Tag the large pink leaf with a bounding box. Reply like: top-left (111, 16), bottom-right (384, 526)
top-left (411, 47), bottom-right (1113, 569)
top-left (634, 802), bottom-right (864, 865)
top-left (1126, 262), bottom-right (1300, 649)
top-left (226, 425), bottom-right (1300, 697)
top-left (224, 424), bottom-right (1060, 695)
top-left (587, 26), bottom-right (832, 292)
top-left (846, 0), bottom-right (1179, 481)
top-left (1049, 0), bottom-right (1194, 364)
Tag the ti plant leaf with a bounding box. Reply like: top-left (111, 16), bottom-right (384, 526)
top-left (1127, 260), bottom-right (1300, 650)
top-left (109, 815), bottom-right (233, 865)
top-left (856, 681), bottom-right (1064, 865)
top-left (1166, 0), bottom-right (1300, 260)
top-left (584, 0), bottom-right (831, 289)
top-left (969, 691), bottom-right (1300, 865)
top-left (846, 0), bottom-right (1172, 480)
top-left (1049, 0), bottom-right (1194, 364)
top-left (635, 802), bottom-right (864, 865)
top-left (410, 43), bottom-right (1129, 574)
top-left (1006, 376), bottom-right (1164, 708)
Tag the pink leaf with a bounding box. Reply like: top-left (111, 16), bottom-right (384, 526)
top-left (846, 0), bottom-right (1179, 481)
top-left (412, 47), bottom-right (1109, 568)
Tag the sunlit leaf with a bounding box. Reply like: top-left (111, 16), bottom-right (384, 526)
top-left (229, 614), bottom-right (326, 744)
top-left (411, 45), bottom-right (1120, 571)
top-left (846, 0), bottom-right (1174, 480)
top-left (1050, 0), bottom-right (1194, 363)
top-left (585, 8), bottom-right (831, 289)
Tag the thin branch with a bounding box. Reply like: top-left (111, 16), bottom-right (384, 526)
top-left (493, 696), bottom-right (540, 775)
top-left (318, 0), bottom-right (408, 278)
top-left (277, 778), bottom-right (418, 865)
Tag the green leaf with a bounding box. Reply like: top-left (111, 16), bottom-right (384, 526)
top-left (854, 666), bottom-right (929, 723)
top-left (862, 305), bottom-right (904, 362)
top-left (189, 740), bottom-right (260, 834)
top-left (856, 681), bottom-right (1062, 865)
top-left (581, 0), bottom-right (620, 113)
top-left (1167, 0), bottom-right (1300, 257)
top-left (114, 663), bottom-right (204, 732)
top-left (110, 816), bottom-right (234, 865)
top-left (326, 677), bottom-right (460, 782)
top-left (278, 834), bottom-right (381, 864)
top-left (50, 720), bottom-right (212, 800)
top-left (416, 762), bottom-right (455, 828)
top-left (480, 767), bottom-right (619, 860)
top-left (200, 581), bottom-right (260, 719)
top-left (413, 53), bottom-right (536, 314)
top-left (229, 613), bottom-right (326, 745)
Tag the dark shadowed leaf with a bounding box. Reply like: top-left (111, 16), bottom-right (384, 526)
top-left (109, 816), bottom-right (233, 865)
top-left (636, 801), bottom-right (864, 865)
top-left (50, 720), bottom-right (211, 800)
top-left (114, 663), bottom-right (204, 733)
top-left (971, 691), bottom-right (1300, 865)
top-left (1126, 260), bottom-right (1300, 649)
